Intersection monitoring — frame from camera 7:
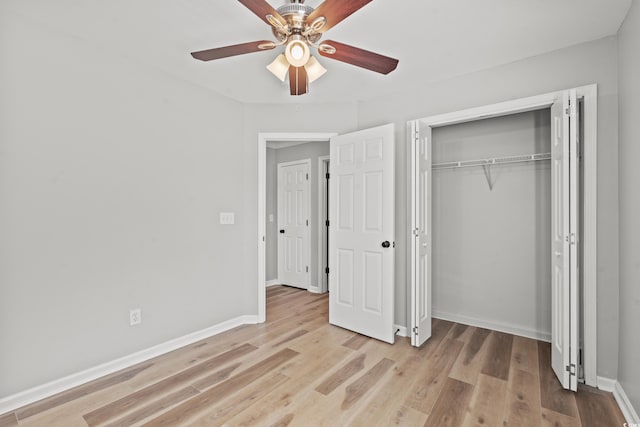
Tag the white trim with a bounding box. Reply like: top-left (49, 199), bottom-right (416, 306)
top-left (411, 85), bottom-right (598, 386)
top-left (597, 376), bottom-right (617, 392)
top-left (0, 315), bottom-right (259, 415)
top-left (394, 325), bottom-right (408, 337)
top-left (317, 155), bottom-right (330, 293)
top-left (614, 381), bottom-right (640, 423)
top-left (433, 311), bottom-right (551, 342)
top-left (577, 84), bottom-right (598, 387)
top-left (266, 279), bottom-right (280, 287)
top-left (258, 133), bottom-right (336, 322)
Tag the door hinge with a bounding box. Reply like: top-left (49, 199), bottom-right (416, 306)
top-left (565, 363), bottom-right (577, 376)
top-left (566, 233), bottom-right (576, 245)
top-left (412, 326), bottom-right (419, 335)
top-left (326, 172), bottom-right (330, 179)
top-left (306, 173), bottom-right (309, 181)
top-left (306, 266), bottom-right (309, 273)
top-left (325, 220), bottom-right (330, 227)
top-left (412, 228), bottom-right (420, 237)
top-left (306, 219), bottom-right (309, 226)
top-left (325, 267), bottom-right (329, 274)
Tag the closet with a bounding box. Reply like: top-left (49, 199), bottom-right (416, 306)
top-left (409, 87), bottom-right (595, 391)
top-left (430, 110), bottom-right (552, 340)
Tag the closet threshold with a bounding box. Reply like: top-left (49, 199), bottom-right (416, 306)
top-left (432, 152), bottom-right (551, 170)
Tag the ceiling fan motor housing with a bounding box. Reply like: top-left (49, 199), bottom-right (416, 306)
top-left (273, 1), bottom-right (322, 43)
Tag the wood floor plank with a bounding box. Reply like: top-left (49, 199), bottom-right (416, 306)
top-left (315, 354), bottom-right (366, 395)
top-left (272, 329), bottom-right (309, 348)
top-left (103, 386), bottom-right (200, 427)
top-left (341, 357), bottom-right (395, 410)
top-left (405, 338), bottom-right (465, 415)
top-left (0, 413), bottom-right (18, 427)
top-left (511, 335), bottom-right (539, 375)
top-left (15, 362), bottom-right (153, 420)
top-left (424, 377), bottom-right (474, 427)
top-left (190, 362), bottom-right (242, 390)
top-left (342, 333), bottom-right (370, 351)
top-left (189, 372), bottom-right (290, 426)
top-left (221, 344), bottom-right (353, 427)
top-left (83, 343), bottom-right (256, 425)
top-left (538, 341), bottom-right (579, 418)
top-left (541, 408), bottom-right (580, 427)
top-left (503, 368), bottom-right (542, 427)
top-left (141, 348), bottom-right (298, 427)
top-left (449, 327), bottom-right (491, 385)
top-left (461, 373), bottom-right (508, 427)
top-left (481, 331), bottom-right (513, 381)
top-left (574, 384), bottom-right (628, 427)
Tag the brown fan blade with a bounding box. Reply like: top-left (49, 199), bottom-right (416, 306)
top-left (306, 0), bottom-right (373, 33)
top-left (237, 0), bottom-right (287, 27)
top-left (191, 40), bottom-right (275, 61)
top-left (318, 40), bottom-right (398, 74)
top-left (289, 65), bottom-right (308, 96)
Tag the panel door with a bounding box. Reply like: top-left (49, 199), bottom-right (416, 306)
top-left (410, 120), bottom-right (432, 347)
top-left (550, 90), bottom-right (579, 391)
top-left (329, 124), bottom-right (395, 344)
top-left (277, 161), bottom-right (310, 289)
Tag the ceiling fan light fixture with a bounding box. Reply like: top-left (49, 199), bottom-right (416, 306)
top-left (285, 38), bottom-right (310, 67)
top-left (304, 55), bottom-right (327, 83)
top-left (267, 53), bottom-right (290, 82)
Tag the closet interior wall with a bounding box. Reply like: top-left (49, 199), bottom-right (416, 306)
top-left (431, 109), bottom-right (552, 340)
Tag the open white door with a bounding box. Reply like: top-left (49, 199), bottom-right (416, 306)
top-left (277, 160), bottom-right (310, 289)
top-left (410, 120), bottom-right (432, 347)
top-left (550, 90), bottom-right (579, 391)
top-left (329, 124), bottom-right (395, 344)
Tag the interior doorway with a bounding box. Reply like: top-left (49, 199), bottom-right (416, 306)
top-left (258, 133), bottom-right (335, 322)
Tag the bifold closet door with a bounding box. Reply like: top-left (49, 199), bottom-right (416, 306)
top-left (410, 120), bottom-right (432, 347)
top-left (550, 89), bottom-right (579, 391)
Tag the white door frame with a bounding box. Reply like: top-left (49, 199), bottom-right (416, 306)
top-left (258, 133), bottom-right (336, 322)
top-left (317, 155), bottom-right (330, 293)
top-left (409, 84), bottom-right (597, 386)
top-left (277, 158), bottom-right (312, 290)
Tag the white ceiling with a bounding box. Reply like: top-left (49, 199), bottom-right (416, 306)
top-left (3, 0), bottom-right (632, 104)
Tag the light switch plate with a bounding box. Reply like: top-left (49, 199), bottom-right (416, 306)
top-left (220, 212), bottom-right (235, 225)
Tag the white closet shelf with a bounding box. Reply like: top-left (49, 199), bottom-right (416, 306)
top-left (432, 152), bottom-right (551, 170)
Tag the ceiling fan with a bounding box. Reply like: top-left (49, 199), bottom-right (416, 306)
top-left (190, 0), bottom-right (399, 96)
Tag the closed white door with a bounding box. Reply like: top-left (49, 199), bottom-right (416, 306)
top-left (329, 124), bottom-right (395, 344)
top-left (277, 160), bottom-right (310, 289)
top-left (550, 90), bottom-right (579, 391)
top-left (410, 120), bottom-right (432, 347)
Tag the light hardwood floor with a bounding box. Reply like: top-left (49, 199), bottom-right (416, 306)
top-left (1, 285), bottom-right (626, 426)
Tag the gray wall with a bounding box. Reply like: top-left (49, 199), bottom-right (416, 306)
top-left (267, 142), bottom-right (330, 288)
top-left (0, 13), bottom-right (246, 396)
top-left (432, 110), bottom-right (551, 339)
top-left (356, 36), bottom-right (620, 379)
top-left (618, 0), bottom-right (640, 415)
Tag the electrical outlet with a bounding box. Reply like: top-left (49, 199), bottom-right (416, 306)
top-left (129, 308), bottom-right (141, 326)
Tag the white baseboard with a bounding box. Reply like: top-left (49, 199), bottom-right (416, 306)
top-left (266, 279), bottom-right (280, 287)
top-left (596, 376), bottom-right (617, 392)
top-left (433, 310), bottom-right (551, 342)
top-left (613, 380), bottom-right (640, 423)
top-left (394, 325), bottom-right (408, 338)
top-left (0, 314), bottom-right (259, 415)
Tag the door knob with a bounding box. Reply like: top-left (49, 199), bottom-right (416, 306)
top-left (381, 241), bottom-right (391, 248)
top-left (280, 229), bottom-right (285, 234)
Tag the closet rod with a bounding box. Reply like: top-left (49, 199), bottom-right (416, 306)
top-left (432, 152), bottom-right (551, 170)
